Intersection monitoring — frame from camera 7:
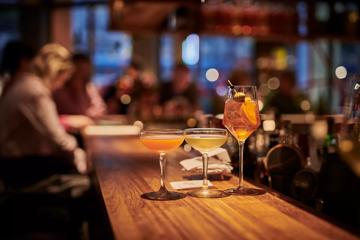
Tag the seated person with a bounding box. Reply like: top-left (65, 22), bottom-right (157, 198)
top-left (0, 41), bottom-right (35, 98)
top-left (0, 43), bottom-right (87, 188)
top-left (159, 63), bottom-right (199, 118)
top-left (263, 71), bottom-right (306, 116)
top-left (104, 61), bottom-right (144, 114)
top-left (127, 70), bottom-right (160, 121)
top-left (53, 53), bottom-right (106, 118)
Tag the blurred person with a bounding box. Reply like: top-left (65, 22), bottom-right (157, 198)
top-left (262, 71), bottom-right (307, 116)
top-left (0, 41), bottom-right (35, 97)
top-left (0, 43), bottom-right (88, 186)
top-left (104, 61), bottom-right (144, 114)
top-left (128, 70), bottom-right (160, 121)
top-left (159, 63), bottom-right (199, 118)
top-left (53, 53), bottom-right (106, 119)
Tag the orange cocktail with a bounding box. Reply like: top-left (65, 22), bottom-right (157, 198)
top-left (139, 129), bottom-right (186, 201)
top-left (223, 95), bottom-right (260, 141)
top-left (140, 135), bottom-right (184, 152)
top-left (223, 85), bottom-right (263, 196)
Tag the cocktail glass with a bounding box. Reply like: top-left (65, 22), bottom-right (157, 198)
top-left (140, 129), bottom-right (186, 200)
top-left (223, 85), bottom-right (264, 195)
top-left (184, 128), bottom-right (228, 198)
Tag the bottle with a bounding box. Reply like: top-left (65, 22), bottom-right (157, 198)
top-left (321, 117), bottom-right (338, 163)
top-left (268, 120), bottom-right (282, 149)
top-left (268, 131), bottom-right (279, 149)
top-left (317, 116), bottom-right (360, 229)
top-left (279, 120), bottom-right (293, 145)
top-left (297, 133), bottom-right (310, 160)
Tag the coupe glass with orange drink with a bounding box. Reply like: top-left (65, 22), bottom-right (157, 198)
top-left (140, 129), bottom-right (186, 200)
top-left (223, 85), bottom-right (263, 195)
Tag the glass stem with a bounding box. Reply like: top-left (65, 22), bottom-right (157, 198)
top-left (159, 152), bottom-right (167, 192)
top-left (238, 141), bottom-right (244, 189)
top-left (202, 153), bottom-right (209, 189)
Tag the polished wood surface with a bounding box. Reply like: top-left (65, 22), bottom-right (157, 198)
top-left (85, 136), bottom-right (358, 240)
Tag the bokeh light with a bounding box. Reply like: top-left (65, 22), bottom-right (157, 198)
top-left (206, 68), bottom-right (219, 82)
top-left (258, 100), bottom-right (264, 111)
top-left (263, 120), bottom-right (276, 132)
top-left (187, 118), bottom-right (197, 127)
top-left (335, 66), bottom-right (347, 79)
top-left (216, 85), bottom-right (227, 96)
top-left (355, 83), bottom-right (360, 90)
top-left (349, 11), bottom-right (359, 23)
top-left (340, 139), bottom-right (354, 153)
top-left (311, 120), bottom-right (328, 140)
top-left (120, 94), bottom-right (131, 104)
top-left (182, 34), bottom-right (200, 65)
top-left (184, 144), bottom-right (192, 152)
top-left (133, 120), bottom-right (144, 130)
top-left (300, 100), bottom-right (311, 111)
top-left (267, 77), bottom-right (280, 90)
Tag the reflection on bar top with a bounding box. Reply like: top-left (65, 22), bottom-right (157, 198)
top-left (83, 125), bottom-right (141, 136)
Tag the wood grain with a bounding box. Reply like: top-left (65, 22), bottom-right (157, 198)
top-left (85, 136), bottom-right (358, 240)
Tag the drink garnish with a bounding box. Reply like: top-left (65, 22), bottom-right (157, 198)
top-left (242, 100), bottom-right (257, 125)
top-left (227, 80), bottom-right (245, 102)
top-left (227, 80), bottom-right (235, 89)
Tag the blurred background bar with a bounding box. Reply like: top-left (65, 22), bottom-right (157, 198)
top-left (0, 0), bottom-right (360, 115)
top-left (1, 0), bottom-right (360, 239)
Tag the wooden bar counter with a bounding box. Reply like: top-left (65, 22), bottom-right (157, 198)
top-left (85, 135), bottom-right (358, 240)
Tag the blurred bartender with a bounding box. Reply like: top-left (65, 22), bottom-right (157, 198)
top-left (160, 63), bottom-right (199, 118)
top-left (0, 44), bottom-right (87, 180)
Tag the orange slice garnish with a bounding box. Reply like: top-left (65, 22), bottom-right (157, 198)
top-left (241, 99), bottom-right (258, 125)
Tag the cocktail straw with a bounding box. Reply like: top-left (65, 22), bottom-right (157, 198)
top-left (227, 80), bottom-right (235, 89)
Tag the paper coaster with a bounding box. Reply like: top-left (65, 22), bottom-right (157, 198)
top-left (170, 180), bottom-right (213, 190)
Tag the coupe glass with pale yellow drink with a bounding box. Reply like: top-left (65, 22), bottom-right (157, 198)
top-left (140, 129), bottom-right (186, 200)
top-left (184, 128), bottom-right (228, 198)
top-left (223, 85), bottom-right (263, 195)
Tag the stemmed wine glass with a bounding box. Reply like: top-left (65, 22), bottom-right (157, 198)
top-left (139, 129), bottom-right (186, 200)
top-left (223, 85), bottom-right (264, 195)
top-left (184, 128), bottom-right (228, 198)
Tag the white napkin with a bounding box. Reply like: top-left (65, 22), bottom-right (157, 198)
top-left (180, 148), bottom-right (233, 174)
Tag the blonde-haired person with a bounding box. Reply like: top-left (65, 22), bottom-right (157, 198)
top-left (0, 43), bottom-right (87, 184)
top-left (30, 43), bottom-right (74, 91)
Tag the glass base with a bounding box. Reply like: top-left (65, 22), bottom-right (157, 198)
top-left (141, 190), bottom-right (186, 201)
top-left (188, 189), bottom-right (229, 198)
top-left (225, 187), bottom-right (266, 196)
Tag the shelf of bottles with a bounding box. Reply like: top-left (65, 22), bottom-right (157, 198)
top-left (200, 2), bottom-right (298, 40)
top-left (109, 1), bottom-right (360, 43)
